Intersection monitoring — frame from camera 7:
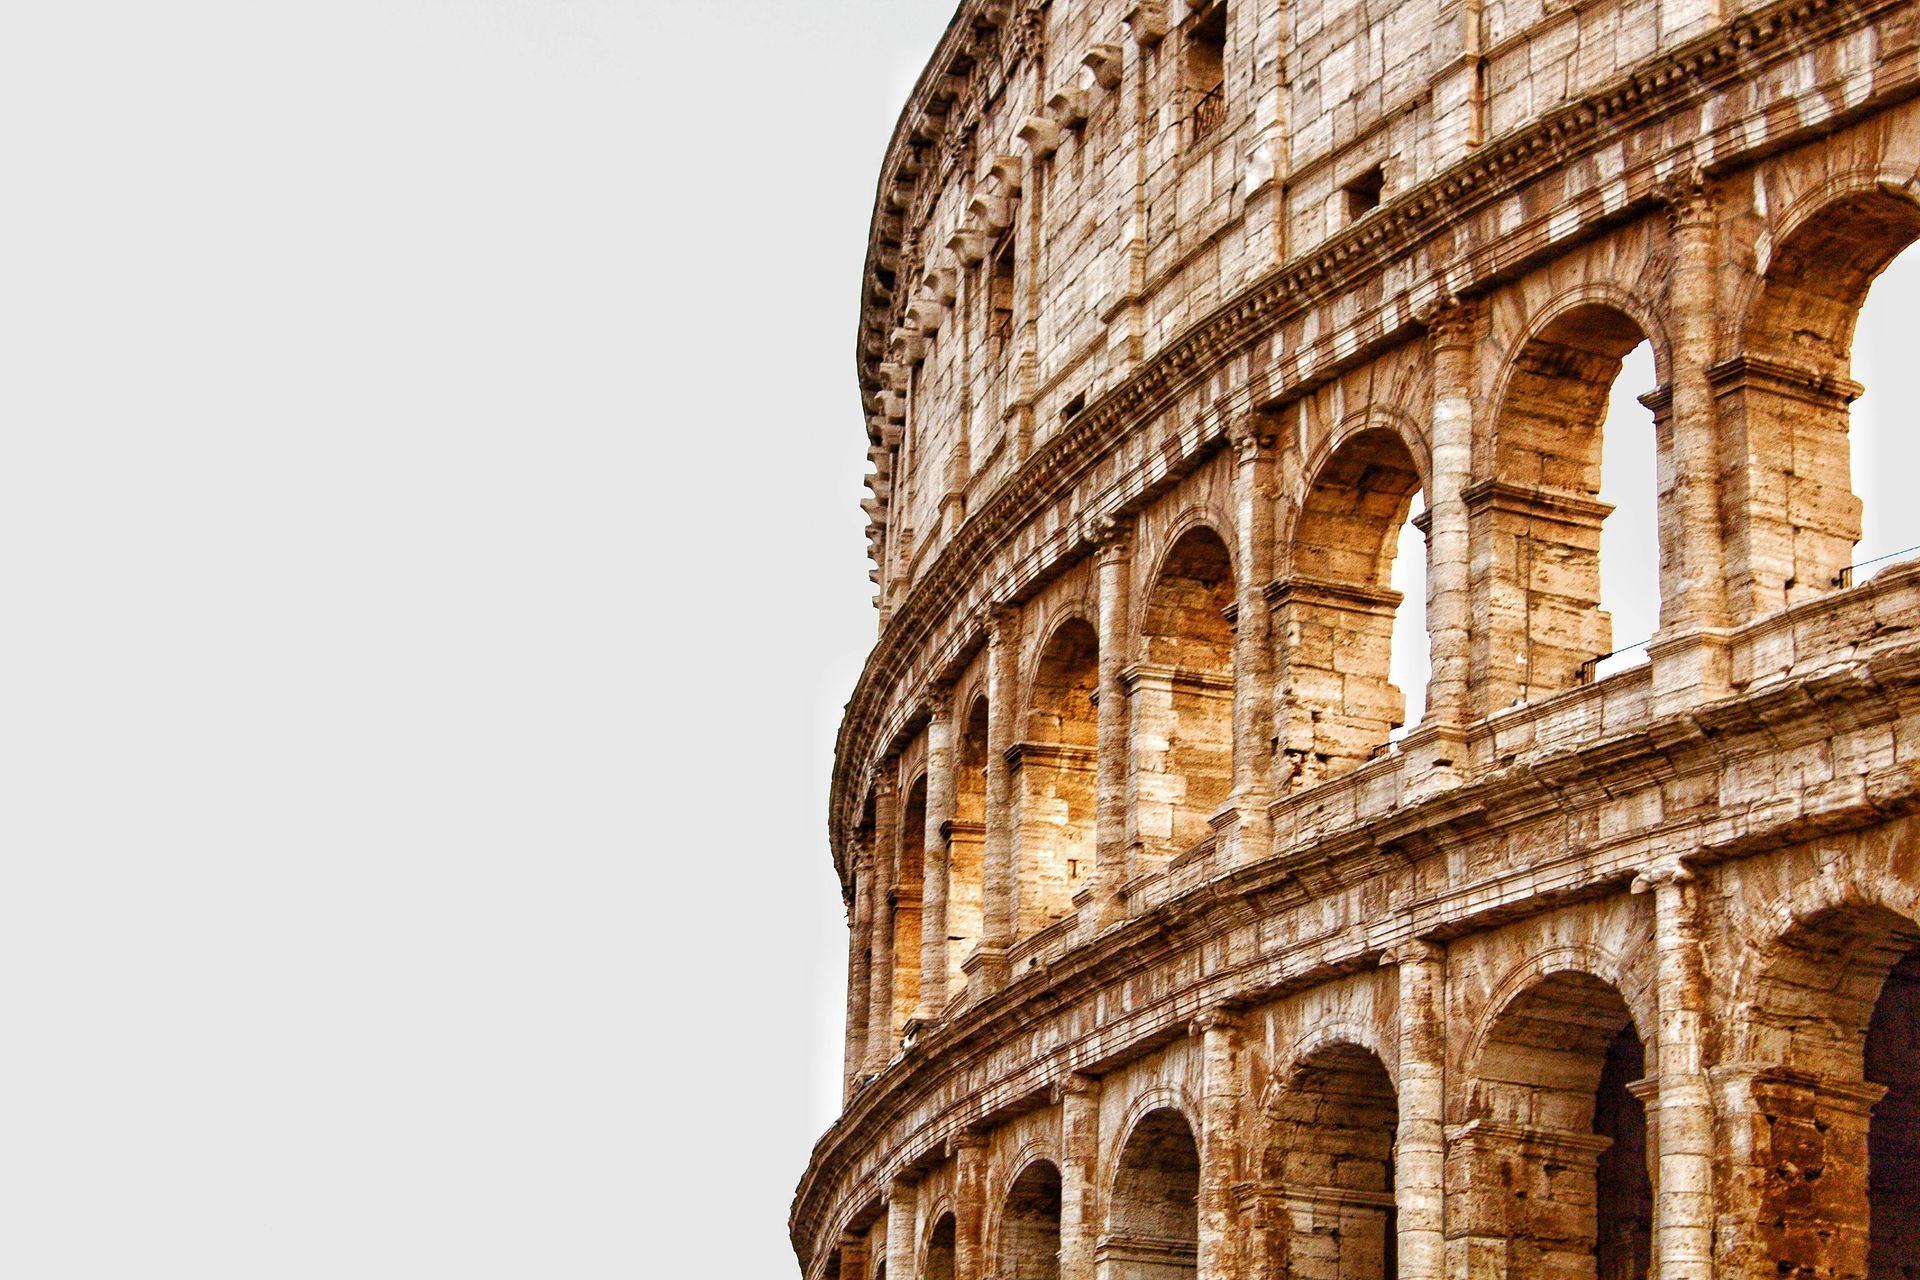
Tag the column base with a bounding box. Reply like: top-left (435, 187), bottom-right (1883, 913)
top-left (1648, 626), bottom-right (1732, 718)
top-left (1395, 721), bottom-right (1471, 803)
top-left (961, 945), bottom-right (1010, 1003)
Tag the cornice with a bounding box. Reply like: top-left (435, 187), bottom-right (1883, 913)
top-left (795, 625), bottom-right (1920, 1266)
top-left (835, 0), bottom-right (1919, 875)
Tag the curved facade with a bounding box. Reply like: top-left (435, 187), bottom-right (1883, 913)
top-left (796, 1), bottom-right (1920, 1278)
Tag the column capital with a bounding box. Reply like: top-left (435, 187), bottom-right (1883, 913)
top-left (1190, 1006), bottom-right (1242, 1037)
top-left (1655, 167), bottom-right (1719, 231)
top-left (1379, 936), bottom-right (1446, 968)
top-left (1088, 513), bottom-right (1135, 560)
top-left (1631, 857), bottom-right (1696, 892)
top-left (918, 678), bottom-right (955, 722)
top-left (985, 601), bottom-right (1020, 641)
top-left (1227, 413), bottom-right (1278, 462)
top-left (1052, 1070), bottom-right (1101, 1103)
top-left (948, 1127), bottom-right (991, 1155)
top-left (871, 763), bottom-right (899, 799)
top-left (1417, 294), bottom-right (1482, 349)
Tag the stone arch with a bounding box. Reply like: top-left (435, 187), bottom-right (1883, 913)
top-left (947, 691), bottom-right (990, 989)
top-left (892, 773), bottom-right (927, 1039)
top-left (995, 1157), bottom-right (1063, 1280)
top-left (1723, 170), bottom-right (1920, 619)
top-left (1454, 967), bottom-right (1652, 1280)
top-left (1291, 405), bottom-right (1435, 507)
top-left (1133, 523), bottom-right (1237, 862)
top-left (1102, 1104), bottom-right (1201, 1280)
top-left (1150, 501), bottom-right (1244, 590)
top-left (1274, 424), bottom-right (1426, 783)
top-left (1279, 1015), bottom-right (1399, 1093)
top-left (1014, 616), bottom-right (1099, 936)
top-left (925, 1210), bottom-right (957, 1280)
top-left (1721, 896), bottom-right (1920, 1279)
top-left (1461, 939), bottom-right (1655, 1079)
top-left (1256, 1039), bottom-right (1400, 1280)
top-left (1474, 295), bottom-right (1661, 712)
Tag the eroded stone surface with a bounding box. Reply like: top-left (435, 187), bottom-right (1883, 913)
top-left (798, 0), bottom-right (1920, 1277)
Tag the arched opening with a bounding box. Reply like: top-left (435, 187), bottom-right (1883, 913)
top-left (1259, 1042), bottom-right (1398, 1280)
top-left (1278, 427), bottom-right (1424, 784)
top-left (998, 1160), bottom-right (1063, 1280)
top-left (1727, 190), bottom-right (1920, 617)
top-left (892, 776), bottom-right (926, 1040)
top-left (1457, 971), bottom-right (1651, 1279)
top-left (946, 696), bottom-right (989, 995)
top-left (1735, 904), bottom-right (1920, 1278)
top-left (927, 1212), bottom-right (957, 1280)
top-left (1102, 1107), bottom-right (1200, 1280)
top-left (1474, 304), bottom-right (1655, 711)
top-left (1135, 527), bottom-right (1235, 861)
top-left (1389, 493), bottom-right (1430, 738)
top-left (1014, 619), bottom-right (1098, 937)
top-left (1867, 947), bottom-right (1920, 1280)
top-left (1846, 241), bottom-right (1920, 585)
top-left (1595, 340), bottom-right (1659, 679)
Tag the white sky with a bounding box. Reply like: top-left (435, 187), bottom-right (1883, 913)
top-left (3, 4), bottom-right (1915, 1277)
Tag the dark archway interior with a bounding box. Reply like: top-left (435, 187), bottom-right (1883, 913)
top-left (998, 1161), bottom-right (1063, 1280)
top-left (926, 1212), bottom-right (956, 1280)
top-left (1868, 947), bottom-right (1920, 1280)
top-left (1108, 1107), bottom-right (1200, 1277)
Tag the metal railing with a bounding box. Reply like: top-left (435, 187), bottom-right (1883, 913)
top-left (1190, 82), bottom-right (1225, 146)
top-left (1832, 541), bottom-right (1920, 589)
top-left (1576, 637), bottom-right (1652, 685)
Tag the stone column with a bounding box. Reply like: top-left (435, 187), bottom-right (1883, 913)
top-left (1650, 174), bottom-right (1731, 714)
top-left (1090, 518), bottom-right (1134, 928)
top-left (1057, 1073), bottom-right (1102, 1280)
top-left (864, 767), bottom-right (900, 1077)
top-left (1195, 1010), bottom-right (1244, 1280)
top-left (1634, 862), bottom-right (1714, 1280)
top-left (887, 1176), bottom-right (919, 1280)
top-left (969, 608), bottom-right (1018, 999)
top-left (918, 686), bottom-right (956, 1021)
top-left (1422, 301), bottom-right (1478, 727)
top-left (844, 839), bottom-right (875, 1100)
top-left (840, 1232), bottom-right (871, 1280)
top-left (953, 1130), bottom-right (990, 1280)
top-left (1227, 418), bottom-right (1276, 865)
top-left (1387, 939), bottom-right (1448, 1280)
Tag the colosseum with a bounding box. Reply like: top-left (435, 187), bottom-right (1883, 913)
top-left (791, 0), bottom-right (1920, 1277)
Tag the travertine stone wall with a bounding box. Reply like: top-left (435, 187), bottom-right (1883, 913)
top-left (804, 0), bottom-right (1920, 1277)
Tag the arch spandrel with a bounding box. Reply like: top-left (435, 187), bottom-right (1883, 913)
top-left (799, 1), bottom-right (1920, 1274)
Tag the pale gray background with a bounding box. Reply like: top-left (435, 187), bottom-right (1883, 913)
top-left (2, 3), bottom-right (1912, 1276)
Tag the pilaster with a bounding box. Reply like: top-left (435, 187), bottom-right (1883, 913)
top-left (1633, 861), bottom-right (1714, 1280)
top-left (864, 766), bottom-right (901, 1076)
top-left (887, 1176), bottom-right (919, 1280)
top-left (1421, 300), bottom-right (1479, 728)
top-left (1088, 518), bottom-right (1134, 931)
top-left (844, 838), bottom-right (876, 1100)
top-left (1386, 939), bottom-right (1447, 1280)
top-left (1057, 1073), bottom-right (1102, 1280)
top-left (969, 608), bottom-right (1018, 999)
top-left (1227, 419), bottom-right (1277, 866)
top-left (953, 1130), bottom-right (991, 1280)
top-left (918, 685), bottom-right (956, 1022)
top-left (1651, 173), bottom-right (1732, 716)
top-left (1195, 1009), bottom-right (1244, 1280)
